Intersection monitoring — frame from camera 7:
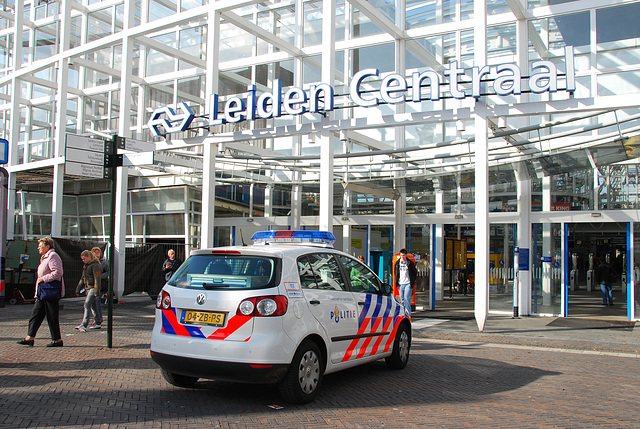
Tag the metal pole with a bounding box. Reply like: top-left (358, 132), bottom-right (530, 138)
top-left (0, 167), bottom-right (7, 307)
top-left (107, 136), bottom-right (118, 348)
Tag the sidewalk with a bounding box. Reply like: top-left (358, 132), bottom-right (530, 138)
top-left (411, 308), bottom-right (640, 355)
top-left (1, 292), bottom-right (639, 429)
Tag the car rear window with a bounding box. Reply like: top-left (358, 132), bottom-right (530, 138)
top-left (169, 255), bottom-right (280, 290)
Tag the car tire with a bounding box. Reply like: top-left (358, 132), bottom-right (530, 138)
top-left (385, 323), bottom-right (410, 369)
top-left (279, 340), bottom-right (323, 404)
top-left (160, 368), bottom-right (198, 388)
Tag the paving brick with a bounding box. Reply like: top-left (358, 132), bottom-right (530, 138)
top-left (1, 295), bottom-right (639, 428)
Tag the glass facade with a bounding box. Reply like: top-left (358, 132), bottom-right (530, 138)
top-left (2, 0), bottom-right (640, 319)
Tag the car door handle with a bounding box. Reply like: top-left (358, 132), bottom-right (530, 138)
top-left (358, 301), bottom-right (366, 306)
top-left (309, 300), bottom-right (320, 305)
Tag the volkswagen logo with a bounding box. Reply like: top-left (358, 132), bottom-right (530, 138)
top-left (196, 293), bottom-right (206, 305)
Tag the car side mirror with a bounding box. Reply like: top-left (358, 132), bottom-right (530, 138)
top-left (382, 283), bottom-right (392, 296)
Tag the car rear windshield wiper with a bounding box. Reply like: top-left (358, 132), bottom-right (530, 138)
top-left (202, 283), bottom-right (231, 289)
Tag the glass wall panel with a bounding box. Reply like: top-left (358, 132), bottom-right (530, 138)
top-left (78, 194), bottom-right (104, 216)
top-left (61, 217), bottom-right (78, 236)
top-left (487, 24), bottom-right (516, 62)
top-left (596, 3), bottom-right (640, 45)
top-left (406, 0), bottom-right (457, 29)
top-left (62, 195), bottom-right (77, 216)
top-left (147, 34), bottom-right (176, 76)
top-left (79, 216), bottom-right (104, 237)
top-left (598, 71), bottom-right (640, 97)
top-left (130, 188), bottom-right (185, 213)
top-left (407, 224), bottom-right (431, 310)
top-left (370, 225), bottom-right (392, 284)
top-left (353, 5), bottom-right (384, 38)
top-left (87, 8), bottom-right (113, 43)
top-left (178, 27), bottom-right (204, 71)
top-left (532, 223), bottom-right (562, 315)
top-left (146, 213), bottom-right (184, 235)
top-left (25, 193), bottom-right (52, 214)
top-left (220, 67), bottom-right (251, 96)
top-left (352, 43), bottom-right (395, 74)
top-left (149, 0), bottom-right (177, 22)
top-left (489, 224), bottom-right (515, 312)
top-left (303, 0), bottom-right (323, 47)
top-left (219, 22), bottom-right (255, 62)
top-left (35, 24), bottom-right (58, 61)
top-left (215, 226), bottom-right (232, 247)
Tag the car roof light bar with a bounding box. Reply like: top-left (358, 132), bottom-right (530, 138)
top-left (251, 230), bottom-right (336, 246)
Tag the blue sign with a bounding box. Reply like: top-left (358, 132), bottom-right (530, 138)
top-left (0, 138), bottom-right (7, 164)
top-left (541, 256), bottom-right (553, 263)
top-left (518, 248), bottom-right (529, 271)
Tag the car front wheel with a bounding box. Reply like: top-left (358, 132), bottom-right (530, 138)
top-left (385, 323), bottom-right (410, 369)
top-left (279, 340), bottom-right (323, 404)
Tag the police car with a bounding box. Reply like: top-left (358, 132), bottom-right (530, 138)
top-left (150, 230), bottom-right (411, 404)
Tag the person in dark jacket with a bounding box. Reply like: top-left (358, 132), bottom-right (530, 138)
top-left (162, 249), bottom-right (182, 282)
top-left (394, 249), bottom-right (418, 317)
top-left (91, 247), bottom-right (108, 293)
top-left (75, 250), bottom-right (103, 331)
top-left (595, 255), bottom-right (614, 306)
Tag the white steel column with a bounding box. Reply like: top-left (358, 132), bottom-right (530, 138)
top-left (114, 167), bottom-right (128, 299)
top-left (201, 142), bottom-right (218, 248)
top-left (111, 0), bottom-right (137, 300)
top-left (51, 0), bottom-right (72, 237)
top-left (515, 163), bottom-right (532, 316)
top-left (435, 186), bottom-right (444, 301)
top-left (202, 10), bottom-right (221, 248)
top-left (542, 177), bottom-right (552, 307)
top-left (319, 0), bottom-right (336, 233)
top-left (515, 3), bottom-right (531, 316)
top-left (7, 0), bottom-right (24, 240)
top-left (291, 0), bottom-right (304, 231)
top-left (394, 0), bottom-right (407, 253)
top-left (474, 0), bottom-right (489, 332)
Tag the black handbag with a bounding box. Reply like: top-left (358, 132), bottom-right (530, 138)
top-left (39, 280), bottom-right (62, 301)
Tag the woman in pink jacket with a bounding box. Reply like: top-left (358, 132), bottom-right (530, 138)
top-left (17, 237), bottom-right (65, 347)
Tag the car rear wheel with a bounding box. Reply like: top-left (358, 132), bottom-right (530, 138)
top-left (385, 323), bottom-right (410, 369)
top-left (160, 368), bottom-right (198, 388)
top-left (279, 340), bottom-right (323, 404)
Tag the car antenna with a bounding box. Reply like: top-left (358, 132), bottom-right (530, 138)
top-left (240, 229), bottom-right (247, 246)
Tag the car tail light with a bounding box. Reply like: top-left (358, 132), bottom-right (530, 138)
top-left (156, 290), bottom-right (171, 310)
top-left (236, 295), bottom-right (288, 317)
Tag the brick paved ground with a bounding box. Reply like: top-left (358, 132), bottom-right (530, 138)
top-left (1, 295), bottom-right (639, 428)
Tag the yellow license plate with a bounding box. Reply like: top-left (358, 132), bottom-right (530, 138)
top-left (182, 310), bottom-right (226, 326)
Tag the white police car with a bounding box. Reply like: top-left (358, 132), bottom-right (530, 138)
top-left (150, 230), bottom-right (411, 404)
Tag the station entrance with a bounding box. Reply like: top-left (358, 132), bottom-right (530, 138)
top-left (426, 222), bottom-right (634, 319)
top-left (565, 222), bottom-right (629, 319)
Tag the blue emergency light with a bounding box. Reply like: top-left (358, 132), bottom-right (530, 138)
top-left (251, 230), bottom-right (335, 245)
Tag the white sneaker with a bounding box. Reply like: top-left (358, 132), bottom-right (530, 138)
top-left (89, 324), bottom-right (102, 329)
top-left (75, 324), bottom-right (87, 332)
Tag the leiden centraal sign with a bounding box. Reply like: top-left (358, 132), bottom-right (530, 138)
top-left (148, 46), bottom-right (576, 137)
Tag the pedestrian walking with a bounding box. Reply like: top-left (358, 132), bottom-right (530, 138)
top-left (17, 237), bottom-right (65, 347)
top-left (596, 255), bottom-right (614, 306)
top-left (75, 250), bottom-right (103, 331)
top-left (394, 248), bottom-right (417, 317)
top-left (91, 246), bottom-right (110, 302)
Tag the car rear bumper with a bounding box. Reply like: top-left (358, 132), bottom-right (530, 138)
top-left (150, 350), bottom-right (289, 384)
